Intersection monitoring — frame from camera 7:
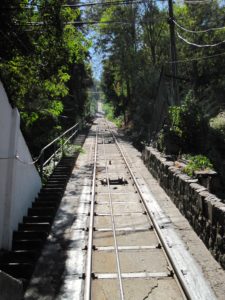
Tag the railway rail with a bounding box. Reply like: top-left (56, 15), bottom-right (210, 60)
top-left (82, 116), bottom-right (216, 300)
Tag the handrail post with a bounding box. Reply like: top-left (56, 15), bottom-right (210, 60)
top-left (79, 120), bottom-right (83, 132)
top-left (40, 152), bottom-right (44, 180)
top-left (53, 143), bottom-right (56, 168)
top-left (36, 122), bottom-right (80, 180)
top-left (61, 138), bottom-right (64, 157)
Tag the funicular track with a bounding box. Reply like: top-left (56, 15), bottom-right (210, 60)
top-left (84, 119), bottom-right (185, 300)
top-left (84, 117), bottom-right (189, 300)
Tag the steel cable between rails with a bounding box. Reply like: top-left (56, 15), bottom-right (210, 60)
top-left (102, 128), bottom-right (125, 300)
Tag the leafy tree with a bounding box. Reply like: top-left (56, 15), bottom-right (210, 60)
top-left (0, 0), bottom-right (92, 155)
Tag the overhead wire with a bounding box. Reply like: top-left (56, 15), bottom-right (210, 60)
top-left (15, 16), bottom-right (167, 27)
top-left (166, 50), bottom-right (225, 64)
top-left (176, 31), bottom-right (225, 47)
top-left (183, 0), bottom-right (211, 3)
top-left (173, 19), bottom-right (225, 33)
top-left (2, 0), bottom-right (168, 10)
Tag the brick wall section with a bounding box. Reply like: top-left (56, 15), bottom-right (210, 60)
top-left (142, 146), bottom-right (225, 269)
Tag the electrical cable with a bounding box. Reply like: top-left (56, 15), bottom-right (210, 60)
top-left (63, 0), bottom-right (152, 8)
top-left (16, 17), bottom-right (167, 27)
top-left (166, 50), bottom-right (225, 64)
top-left (1, 0), bottom-right (167, 10)
top-left (184, 0), bottom-right (211, 3)
top-left (173, 19), bottom-right (225, 34)
top-left (177, 31), bottom-right (225, 47)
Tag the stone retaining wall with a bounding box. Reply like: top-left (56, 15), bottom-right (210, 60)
top-left (142, 146), bottom-right (225, 269)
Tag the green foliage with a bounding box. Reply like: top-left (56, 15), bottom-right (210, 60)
top-left (0, 0), bottom-right (92, 155)
top-left (183, 155), bottom-right (213, 177)
top-left (210, 112), bottom-right (225, 137)
top-left (167, 91), bottom-right (207, 153)
top-left (64, 145), bottom-right (85, 156)
top-left (103, 102), bottom-right (114, 120)
top-left (103, 102), bottom-right (123, 128)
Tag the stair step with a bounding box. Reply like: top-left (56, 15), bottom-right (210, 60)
top-left (36, 199), bottom-right (60, 204)
top-left (12, 239), bottom-right (44, 250)
top-left (13, 231), bottom-right (48, 240)
top-left (53, 167), bottom-right (71, 170)
top-left (32, 201), bottom-right (59, 208)
top-left (40, 187), bottom-right (64, 192)
top-left (36, 195), bottom-right (61, 201)
top-left (51, 171), bottom-right (71, 174)
top-left (18, 222), bottom-right (51, 231)
top-left (23, 216), bottom-right (53, 223)
top-left (38, 191), bottom-right (63, 197)
top-left (0, 250), bottom-right (39, 263)
top-left (48, 178), bottom-right (68, 182)
top-left (0, 263), bottom-right (34, 279)
top-left (28, 207), bottom-right (56, 216)
top-left (44, 183), bottom-right (66, 188)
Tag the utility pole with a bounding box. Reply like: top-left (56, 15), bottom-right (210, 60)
top-left (168, 0), bottom-right (179, 105)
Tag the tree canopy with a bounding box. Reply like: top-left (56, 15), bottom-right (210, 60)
top-left (0, 0), bottom-right (92, 154)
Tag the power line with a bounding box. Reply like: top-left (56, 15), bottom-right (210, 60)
top-left (183, 0), bottom-right (211, 4)
top-left (166, 50), bottom-right (225, 64)
top-left (2, 0), bottom-right (168, 10)
top-left (63, 0), bottom-right (153, 8)
top-left (177, 31), bottom-right (225, 48)
top-left (173, 19), bottom-right (225, 34)
top-left (15, 17), bottom-right (167, 27)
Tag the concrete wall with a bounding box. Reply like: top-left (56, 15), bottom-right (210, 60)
top-left (142, 146), bottom-right (225, 269)
top-left (0, 81), bottom-right (41, 250)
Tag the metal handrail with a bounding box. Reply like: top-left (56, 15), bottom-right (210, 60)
top-left (38, 122), bottom-right (81, 179)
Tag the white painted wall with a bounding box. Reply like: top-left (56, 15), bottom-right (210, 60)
top-left (0, 81), bottom-right (42, 250)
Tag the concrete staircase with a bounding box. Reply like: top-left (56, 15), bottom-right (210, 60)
top-left (0, 133), bottom-right (87, 291)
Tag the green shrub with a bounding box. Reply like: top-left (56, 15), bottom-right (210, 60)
top-left (103, 102), bottom-right (115, 120)
top-left (210, 112), bottom-right (225, 137)
top-left (103, 102), bottom-right (123, 128)
top-left (183, 154), bottom-right (213, 177)
top-left (167, 90), bottom-right (207, 153)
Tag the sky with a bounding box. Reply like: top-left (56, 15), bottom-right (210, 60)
top-left (88, 31), bottom-right (103, 81)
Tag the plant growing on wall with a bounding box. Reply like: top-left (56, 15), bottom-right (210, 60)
top-left (182, 154), bottom-right (214, 177)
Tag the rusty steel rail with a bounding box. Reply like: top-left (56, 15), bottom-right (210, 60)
top-left (84, 129), bottom-right (98, 300)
